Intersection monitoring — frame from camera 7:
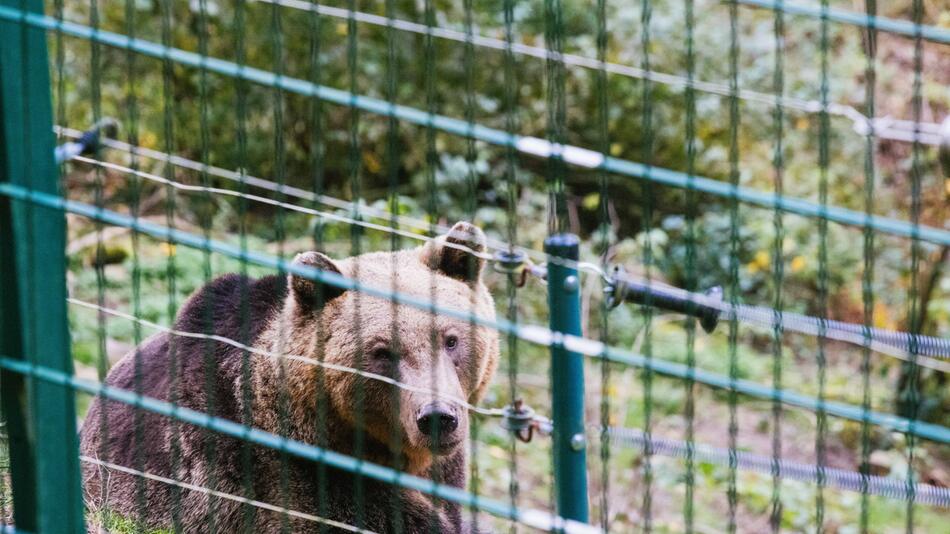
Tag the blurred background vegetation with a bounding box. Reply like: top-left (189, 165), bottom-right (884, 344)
top-left (32, 0), bottom-right (950, 531)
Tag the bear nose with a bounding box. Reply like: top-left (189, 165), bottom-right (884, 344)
top-left (416, 403), bottom-right (459, 437)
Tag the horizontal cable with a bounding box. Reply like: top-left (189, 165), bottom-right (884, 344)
top-left (606, 427), bottom-right (950, 507)
top-left (0, 8), bottom-right (943, 246)
top-left (65, 150), bottom-right (947, 370)
top-left (5, 183), bottom-right (949, 442)
top-left (731, 302), bottom-right (950, 361)
top-left (81, 151), bottom-right (950, 370)
top-left (64, 149), bottom-right (578, 279)
top-left (261, 0), bottom-right (942, 145)
top-left (83, 147), bottom-right (948, 364)
top-left (734, 0), bottom-right (950, 45)
top-left (69, 155), bottom-right (467, 256)
top-left (608, 272), bottom-right (950, 369)
top-left (81, 455), bottom-right (373, 533)
top-left (0, 356), bottom-right (597, 534)
top-left (55, 127), bottom-right (547, 264)
top-left (67, 297), bottom-right (505, 418)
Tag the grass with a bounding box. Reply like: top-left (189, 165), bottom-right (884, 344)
top-left (88, 509), bottom-right (173, 534)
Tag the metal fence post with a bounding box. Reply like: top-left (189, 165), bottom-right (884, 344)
top-left (545, 233), bottom-right (589, 523)
top-left (0, 0), bottom-right (86, 531)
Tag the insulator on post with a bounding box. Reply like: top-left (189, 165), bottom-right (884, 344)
top-left (604, 265), bottom-right (723, 333)
top-left (501, 399), bottom-right (539, 443)
top-left (55, 118), bottom-right (119, 164)
top-left (492, 249), bottom-right (530, 287)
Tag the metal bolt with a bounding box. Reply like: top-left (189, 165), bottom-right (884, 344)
top-left (570, 433), bottom-right (585, 451)
top-left (563, 275), bottom-right (579, 292)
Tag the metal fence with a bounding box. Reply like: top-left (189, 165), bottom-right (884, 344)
top-left (1, 0), bottom-right (949, 532)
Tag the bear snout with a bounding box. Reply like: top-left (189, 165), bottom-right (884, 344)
top-left (416, 401), bottom-right (462, 451)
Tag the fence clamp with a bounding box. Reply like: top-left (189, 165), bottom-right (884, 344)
top-left (501, 399), bottom-right (552, 442)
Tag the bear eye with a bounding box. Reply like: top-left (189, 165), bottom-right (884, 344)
top-left (444, 335), bottom-right (459, 350)
top-left (371, 347), bottom-right (396, 361)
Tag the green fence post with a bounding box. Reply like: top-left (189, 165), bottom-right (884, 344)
top-left (0, 0), bottom-right (86, 531)
top-left (545, 233), bottom-right (589, 523)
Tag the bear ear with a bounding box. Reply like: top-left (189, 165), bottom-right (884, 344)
top-left (289, 251), bottom-right (346, 310)
top-left (421, 221), bottom-right (487, 284)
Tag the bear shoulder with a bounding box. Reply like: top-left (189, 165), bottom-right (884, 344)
top-left (174, 272), bottom-right (287, 341)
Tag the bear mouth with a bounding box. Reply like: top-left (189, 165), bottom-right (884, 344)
top-left (424, 436), bottom-right (463, 456)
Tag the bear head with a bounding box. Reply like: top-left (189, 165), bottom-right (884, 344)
top-left (267, 221), bottom-right (500, 474)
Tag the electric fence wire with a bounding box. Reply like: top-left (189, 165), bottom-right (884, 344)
top-left (604, 427), bottom-right (950, 508)
top-left (62, 253), bottom-right (950, 500)
top-left (608, 272), bottom-right (950, 367)
top-left (734, 0), bottom-right (950, 45)
top-left (54, 126), bottom-right (544, 264)
top-left (55, 125), bottom-right (611, 283)
top-left (256, 0), bottom-right (945, 146)
top-left (66, 297), bottom-right (507, 418)
top-left (80, 455), bottom-right (376, 534)
top-left (64, 151), bottom-right (950, 371)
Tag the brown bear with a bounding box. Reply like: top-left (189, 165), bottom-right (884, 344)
top-left (80, 221), bottom-right (500, 533)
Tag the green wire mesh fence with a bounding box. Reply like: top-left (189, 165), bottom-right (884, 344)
top-left (1, 0), bottom-right (949, 532)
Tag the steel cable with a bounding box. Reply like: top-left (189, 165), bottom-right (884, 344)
top-left (609, 273), bottom-right (950, 366)
top-left (604, 427), bottom-right (950, 507)
top-left (80, 456), bottom-right (376, 533)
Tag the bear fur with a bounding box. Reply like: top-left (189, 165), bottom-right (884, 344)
top-left (80, 222), bottom-right (500, 533)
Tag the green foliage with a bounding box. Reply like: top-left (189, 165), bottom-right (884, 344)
top-left (648, 210), bottom-right (863, 309)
